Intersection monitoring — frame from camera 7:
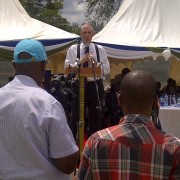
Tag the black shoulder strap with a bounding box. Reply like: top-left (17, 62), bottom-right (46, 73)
top-left (77, 43), bottom-right (80, 59)
top-left (94, 44), bottom-right (100, 62)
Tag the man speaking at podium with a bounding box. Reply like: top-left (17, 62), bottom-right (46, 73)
top-left (64, 23), bottom-right (110, 137)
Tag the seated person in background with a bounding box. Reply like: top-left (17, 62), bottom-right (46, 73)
top-left (161, 77), bottom-right (179, 94)
top-left (113, 67), bottom-right (130, 84)
top-left (121, 67), bottom-right (130, 77)
top-left (161, 77), bottom-right (173, 93)
top-left (172, 79), bottom-right (179, 92)
top-left (171, 79), bottom-right (180, 95)
top-left (77, 70), bottom-right (180, 180)
top-left (162, 84), bottom-right (180, 106)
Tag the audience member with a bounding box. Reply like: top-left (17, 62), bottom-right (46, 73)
top-left (172, 79), bottom-right (179, 91)
top-left (161, 77), bottom-right (175, 93)
top-left (114, 68), bottom-right (130, 81)
top-left (103, 68), bottom-right (130, 127)
top-left (0, 39), bottom-right (79, 179)
top-left (104, 78), bottom-right (123, 126)
top-left (121, 67), bottom-right (131, 77)
top-left (162, 84), bottom-right (180, 106)
top-left (77, 70), bottom-right (180, 180)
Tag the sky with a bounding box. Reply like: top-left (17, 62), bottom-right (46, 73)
top-left (62, 0), bottom-right (86, 25)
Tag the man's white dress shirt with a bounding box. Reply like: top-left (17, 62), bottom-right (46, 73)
top-left (64, 42), bottom-right (110, 81)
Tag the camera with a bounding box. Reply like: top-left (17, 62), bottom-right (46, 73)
top-left (50, 73), bottom-right (78, 121)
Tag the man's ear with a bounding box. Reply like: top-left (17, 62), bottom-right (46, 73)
top-left (152, 96), bottom-right (159, 110)
top-left (12, 60), bottom-right (16, 69)
top-left (119, 94), bottom-right (124, 108)
top-left (41, 61), bottom-right (46, 72)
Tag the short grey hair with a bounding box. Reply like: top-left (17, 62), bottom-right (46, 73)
top-left (80, 22), bottom-right (94, 32)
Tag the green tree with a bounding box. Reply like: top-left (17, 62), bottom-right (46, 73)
top-left (19, 0), bottom-right (73, 32)
top-left (78, 0), bottom-right (123, 32)
top-left (71, 23), bottom-right (81, 35)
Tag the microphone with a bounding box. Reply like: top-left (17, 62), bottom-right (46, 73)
top-left (75, 58), bottom-right (81, 67)
top-left (90, 52), bottom-right (95, 64)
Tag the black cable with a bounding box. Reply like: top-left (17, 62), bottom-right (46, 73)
top-left (91, 58), bottom-right (102, 130)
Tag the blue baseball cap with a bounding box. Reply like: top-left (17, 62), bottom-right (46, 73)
top-left (14, 39), bottom-right (48, 63)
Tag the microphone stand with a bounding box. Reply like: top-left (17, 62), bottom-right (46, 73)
top-left (75, 59), bottom-right (81, 141)
top-left (75, 58), bottom-right (81, 170)
top-left (91, 58), bottom-right (102, 130)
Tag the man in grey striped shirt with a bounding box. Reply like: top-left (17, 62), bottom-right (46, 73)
top-left (0, 39), bottom-right (79, 179)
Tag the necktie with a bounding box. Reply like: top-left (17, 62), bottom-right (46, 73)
top-left (83, 46), bottom-right (89, 67)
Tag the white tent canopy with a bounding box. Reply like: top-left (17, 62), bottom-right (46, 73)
top-left (0, 0), bottom-right (79, 59)
top-left (92, 0), bottom-right (180, 59)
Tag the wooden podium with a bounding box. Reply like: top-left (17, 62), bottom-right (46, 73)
top-left (65, 66), bottom-right (101, 156)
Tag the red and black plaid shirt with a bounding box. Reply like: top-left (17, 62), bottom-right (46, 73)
top-left (77, 114), bottom-right (180, 180)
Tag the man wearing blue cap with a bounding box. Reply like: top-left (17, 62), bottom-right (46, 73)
top-left (0, 39), bottom-right (79, 179)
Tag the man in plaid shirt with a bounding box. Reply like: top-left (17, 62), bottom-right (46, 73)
top-left (77, 70), bottom-right (180, 180)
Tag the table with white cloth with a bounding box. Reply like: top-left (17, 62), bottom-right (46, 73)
top-left (159, 106), bottom-right (180, 139)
